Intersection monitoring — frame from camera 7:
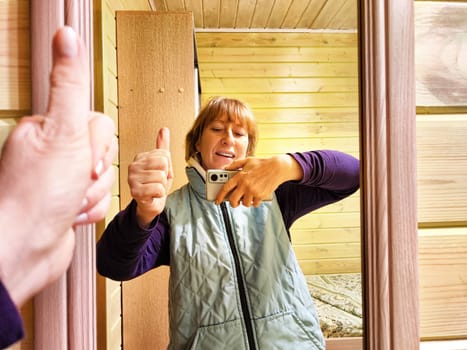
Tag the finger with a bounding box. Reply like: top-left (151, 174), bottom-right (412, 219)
top-left (225, 158), bottom-right (246, 171)
top-left (46, 26), bottom-right (90, 133)
top-left (215, 179), bottom-right (237, 204)
top-left (156, 127), bottom-right (174, 180)
top-left (88, 112), bottom-right (117, 179)
top-left (80, 165), bottom-right (115, 213)
top-left (74, 192), bottom-right (112, 225)
top-left (156, 127), bottom-right (170, 150)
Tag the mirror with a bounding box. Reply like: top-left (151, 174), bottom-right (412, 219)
top-left (113, 1), bottom-right (363, 349)
top-left (99, 2), bottom-right (417, 349)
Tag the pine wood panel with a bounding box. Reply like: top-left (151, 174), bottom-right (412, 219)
top-left (94, 2), bottom-right (151, 350)
top-left (154, 0), bottom-right (358, 30)
top-left (253, 107), bottom-right (359, 122)
top-left (415, 1), bottom-right (467, 107)
top-left (196, 32), bottom-right (358, 47)
top-left (202, 77), bottom-right (358, 93)
top-left (197, 47), bottom-right (358, 63)
top-left (299, 257), bottom-right (361, 275)
top-left (0, 118), bottom-right (18, 147)
top-left (199, 62), bottom-right (359, 77)
top-left (417, 115), bottom-right (467, 224)
top-left (255, 137), bottom-right (359, 156)
top-left (419, 229), bottom-right (467, 339)
top-left (292, 227), bottom-right (361, 245)
top-left (117, 11), bottom-right (195, 350)
top-left (0, 0), bottom-right (30, 112)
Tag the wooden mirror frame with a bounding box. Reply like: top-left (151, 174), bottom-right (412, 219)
top-left (360, 0), bottom-right (419, 349)
top-left (29, 0), bottom-right (419, 349)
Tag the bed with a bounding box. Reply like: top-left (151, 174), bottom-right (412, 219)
top-left (305, 273), bottom-right (363, 349)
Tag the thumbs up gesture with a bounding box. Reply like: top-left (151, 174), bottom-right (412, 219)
top-left (128, 127), bottom-right (174, 228)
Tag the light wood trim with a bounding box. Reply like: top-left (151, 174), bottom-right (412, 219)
top-left (360, 0), bottom-right (419, 349)
top-left (31, 1), bottom-right (67, 349)
top-left (64, 1), bottom-right (97, 348)
top-left (326, 337), bottom-right (363, 350)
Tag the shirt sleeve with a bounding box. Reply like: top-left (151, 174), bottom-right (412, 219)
top-left (276, 150), bottom-right (360, 230)
top-left (0, 281), bottom-right (24, 348)
top-left (96, 199), bottom-right (170, 281)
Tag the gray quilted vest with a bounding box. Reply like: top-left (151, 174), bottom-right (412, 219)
top-left (164, 167), bottom-right (325, 350)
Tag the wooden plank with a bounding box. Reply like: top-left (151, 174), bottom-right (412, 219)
top-left (281, 0), bottom-right (317, 28)
top-left (201, 92), bottom-right (359, 108)
top-left (326, 337), bottom-right (363, 350)
top-left (259, 121), bottom-right (358, 138)
top-left (199, 62), bottom-right (359, 77)
top-left (417, 115), bottom-right (467, 224)
top-left (185, 0), bottom-right (205, 28)
top-left (326, 0), bottom-right (358, 29)
top-left (292, 212), bottom-right (361, 229)
top-left (419, 230), bottom-right (467, 339)
top-left (0, 0), bottom-right (31, 111)
top-left (291, 227), bottom-right (361, 245)
top-left (255, 137), bottom-right (359, 156)
top-left (195, 31), bottom-right (358, 48)
top-left (197, 46), bottom-right (358, 63)
top-left (117, 12), bottom-right (195, 350)
top-left (294, 242), bottom-right (361, 260)
top-left (202, 77), bottom-right (358, 93)
top-left (415, 1), bottom-right (467, 107)
top-left (250, 0), bottom-right (275, 28)
top-left (298, 258), bottom-right (361, 275)
top-left (0, 118), bottom-right (18, 147)
top-left (252, 107), bottom-right (359, 123)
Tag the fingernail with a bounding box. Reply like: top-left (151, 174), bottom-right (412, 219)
top-left (61, 26), bottom-right (78, 57)
top-left (94, 160), bottom-right (104, 177)
top-left (75, 213), bottom-right (88, 224)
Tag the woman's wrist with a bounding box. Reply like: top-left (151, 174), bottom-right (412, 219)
top-left (273, 154), bottom-right (303, 183)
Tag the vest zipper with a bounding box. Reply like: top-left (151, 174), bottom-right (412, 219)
top-left (220, 203), bottom-right (257, 350)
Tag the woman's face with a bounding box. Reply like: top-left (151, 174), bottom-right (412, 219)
top-left (196, 115), bottom-right (249, 170)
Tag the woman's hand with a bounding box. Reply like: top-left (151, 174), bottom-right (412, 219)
top-left (128, 127), bottom-right (173, 228)
top-left (74, 112), bottom-right (118, 224)
top-left (218, 154), bottom-right (303, 207)
top-left (0, 27), bottom-right (116, 307)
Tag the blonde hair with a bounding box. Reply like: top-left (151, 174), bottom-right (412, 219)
top-left (185, 97), bottom-right (257, 161)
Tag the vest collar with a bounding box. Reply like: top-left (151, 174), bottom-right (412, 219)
top-left (186, 157), bottom-right (207, 199)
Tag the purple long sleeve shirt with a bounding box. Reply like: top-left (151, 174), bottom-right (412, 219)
top-left (0, 281), bottom-right (23, 348)
top-left (97, 150), bottom-right (360, 281)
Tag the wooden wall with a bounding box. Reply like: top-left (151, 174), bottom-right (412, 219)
top-left (196, 31), bottom-right (362, 275)
top-left (415, 0), bottom-right (467, 341)
top-left (93, 2), bottom-right (152, 350)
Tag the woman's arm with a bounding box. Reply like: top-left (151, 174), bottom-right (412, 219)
top-left (276, 150), bottom-right (360, 229)
top-left (96, 200), bottom-right (170, 281)
top-left (0, 281), bottom-right (23, 348)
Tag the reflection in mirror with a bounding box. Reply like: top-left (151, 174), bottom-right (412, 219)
top-left (113, 1), bottom-right (362, 349)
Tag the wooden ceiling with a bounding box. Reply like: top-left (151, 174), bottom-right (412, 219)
top-left (152, 0), bottom-right (358, 30)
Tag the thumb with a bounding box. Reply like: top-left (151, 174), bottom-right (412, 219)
top-left (46, 26), bottom-right (89, 133)
top-left (156, 127), bottom-right (174, 180)
top-left (156, 127), bottom-right (170, 150)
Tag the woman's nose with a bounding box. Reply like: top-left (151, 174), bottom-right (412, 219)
top-left (222, 129), bottom-right (234, 144)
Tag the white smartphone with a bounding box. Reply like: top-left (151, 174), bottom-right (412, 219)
top-left (206, 169), bottom-right (238, 201)
top-left (205, 169), bottom-right (273, 202)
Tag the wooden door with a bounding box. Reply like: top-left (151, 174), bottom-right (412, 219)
top-left (116, 11), bottom-right (195, 349)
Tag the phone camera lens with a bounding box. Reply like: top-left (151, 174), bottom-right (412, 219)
top-left (210, 174), bottom-right (218, 182)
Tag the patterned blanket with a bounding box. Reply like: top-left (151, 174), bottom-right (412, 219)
top-left (305, 273), bottom-right (363, 338)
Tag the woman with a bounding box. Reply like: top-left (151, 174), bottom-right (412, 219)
top-left (97, 97), bottom-right (360, 350)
